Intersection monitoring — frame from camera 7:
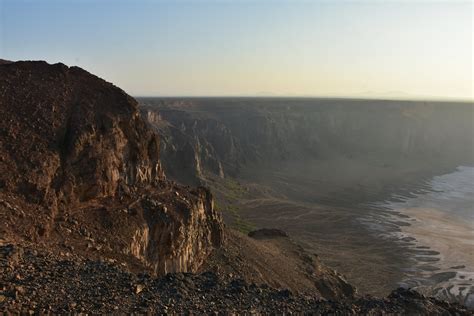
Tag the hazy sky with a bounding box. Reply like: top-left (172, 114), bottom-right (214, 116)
top-left (1, 0), bottom-right (472, 99)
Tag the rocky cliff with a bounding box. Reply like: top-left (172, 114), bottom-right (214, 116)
top-left (0, 61), bottom-right (224, 275)
top-left (141, 103), bottom-right (236, 185)
top-left (140, 97), bottom-right (474, 187)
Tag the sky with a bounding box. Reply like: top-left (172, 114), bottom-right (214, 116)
top-left (0, 0), bottom-right (472, 99)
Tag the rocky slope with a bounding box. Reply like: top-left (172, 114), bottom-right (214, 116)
top-left (1, 243), bottom-right (470, 315)
top-left (0, 61), bottom-right (224, 275)
top-left (201, 229), bottom-right (356, 300)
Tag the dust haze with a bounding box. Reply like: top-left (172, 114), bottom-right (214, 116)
top-left (141, 97), bottom-right (474, 303)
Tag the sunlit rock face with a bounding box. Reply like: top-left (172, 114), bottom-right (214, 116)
top-left (127, 187), bottom-right (224, 275)
top-left (0, 61), bottom-right (224, 275)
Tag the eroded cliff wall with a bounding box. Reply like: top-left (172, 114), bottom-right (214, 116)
top-left (0, 61), bottom-right (224, 275)
top-left (140, 98), bottom-right (474, 187)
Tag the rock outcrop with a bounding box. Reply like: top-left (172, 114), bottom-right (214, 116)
top-left (0, 61), bottom-right (224, 275)
top-left (0, 61), bottom-right (164, 207)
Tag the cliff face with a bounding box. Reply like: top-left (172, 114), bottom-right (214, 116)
top-left (140, 98), bottom-right (474, 186)
top-left (0, 61), bottom-right (165, 207)
top-left (141, 105), bottom-right (236, 185)
top-left (0, 61), bottom-right (224, 274)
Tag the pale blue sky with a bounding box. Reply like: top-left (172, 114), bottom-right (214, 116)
top-left (0, 0), bottom-right (472, 99)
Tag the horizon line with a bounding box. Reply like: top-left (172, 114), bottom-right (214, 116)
top-left (134, 95), bottom-right (474, 103)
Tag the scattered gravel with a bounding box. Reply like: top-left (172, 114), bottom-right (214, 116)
top-left (1, 244), bottom-right (471, 314)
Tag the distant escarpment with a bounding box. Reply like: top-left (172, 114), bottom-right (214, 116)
top-left (140, 98), bottom-right (474, 188)
top-left (0, 61), bottom-right (224, 275)
top-left (141, 105), bottom-right (238, 185)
